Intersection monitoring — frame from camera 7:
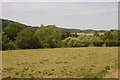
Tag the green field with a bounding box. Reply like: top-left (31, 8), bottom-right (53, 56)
top-left (2, 47), bottom-right (118, 78)
top-left (76, 32), bottom-right (104, 36)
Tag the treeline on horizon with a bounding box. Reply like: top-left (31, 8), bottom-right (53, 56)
top-left (0, 19), bottom-right (120, 50)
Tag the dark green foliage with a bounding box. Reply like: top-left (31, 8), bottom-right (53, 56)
top-left (4, 22), bottom-right (23, 40)
top-left (1, 19), bottom-right (11, 29)
top-left (2, 33), bottom-right (16, 50)
top-left (118, 30), bottom-right (120, 40)
top-left (1, 19), bottom-right (29, 29)
top-left (103, 30), bottom-right (120, 46)
top-left (93, 41), bottom-right (104, 47)
top-left (105, 40), bottom-right (118, 47)
top-left (35, 25), bottom-right (65, 48)
top-left (1, 19), bottom-right (120, 50)
top-left (5, 40), bottom-right (16, 50)
top-left (79, 42), bottom-right (90, 47)
top-left (104, 32), bottom-right (113, 40)
top-left (15, 27), bottom-right (40, 49)
top-left (61, 31), bottom-right (71, 40)
top-left (2, 33), bottom-right (9, 50)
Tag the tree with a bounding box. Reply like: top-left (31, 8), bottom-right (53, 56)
top-left (92, 36), bottom-right (104, 47)
top-left (101, 30), bottom-right (119, 46)
top-left (4, 22), bottom-right (23, 41)
top-left (2, 32), bottom-right (16, 50)
top-left (35, 25), bottom-right (65, 48)
top-left (15, 27), bottom-right (40, 49)
top-left (104, 32), bottom-right (113, 40)
top-left (60, 31), bottom-right (71, 40)
top-left (2, 33), bottom-right (9, 50)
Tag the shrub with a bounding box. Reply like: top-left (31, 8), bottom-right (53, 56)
top-left (105, 40), bottom-right (119, 47)
top-left (92, 36), bottom-right (104, 47)
top-left (93, 41), bottom-right (104, 47)
top-left (62, 37), bottom-right (81, 47)
top-left (62, 36), bottom-right (90, 47)
top-left (2, 40), bottom-right (16, 50)
top-left (78, 35), bottom-right (90, 47)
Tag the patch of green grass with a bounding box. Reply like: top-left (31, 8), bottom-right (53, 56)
top-left (83, 66), bottom-right (110, 78)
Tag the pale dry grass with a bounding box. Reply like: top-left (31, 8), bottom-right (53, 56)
top-left (2, 47), bottom-right (118, 78)
top-left (77, 32), bottom-right (104, 36)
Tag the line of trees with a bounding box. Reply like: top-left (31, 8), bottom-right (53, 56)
top-left (1, 21), bottom-right (120, 50)
top-left (62, 30), bottom-right (120, 47)
top-left (1, 22), bottom-right (71, 50)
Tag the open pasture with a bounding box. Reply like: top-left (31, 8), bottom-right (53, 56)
top-left (76, 32), bottom-right (104, 36)
top-left (2, 47), bottom-right (118, 78)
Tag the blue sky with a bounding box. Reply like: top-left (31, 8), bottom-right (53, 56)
top-left (2, 2), bottom-right (118, 30)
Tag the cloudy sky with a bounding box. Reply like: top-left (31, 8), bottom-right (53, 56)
top-left (2, 2), bottom-right (118, 30)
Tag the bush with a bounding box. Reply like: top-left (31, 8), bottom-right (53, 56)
top-left (105, 40), bottom-right (119, 47)
top-left (2, 40), bottom-right (16, 50)
top-left (62, 37), bottom-right (81, 47)
top-left (78, 35), bottom-right (90, 47)
top-left (79, 42), bottom-right (90, 47)
top-left (62, 37), bottom-right (90, 47)
top-left (91, 36), bottom-right (104, 47)
top-left (2, 33), bottom-right (16, 50)
top-left (93, 41), bottom-right (104, 47)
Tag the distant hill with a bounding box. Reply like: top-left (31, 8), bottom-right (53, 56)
top-left (1, 19), bottom-right (108, 33)
top-left (80, 29), bottom-right (95, 33)
top-left (0, 19), bottom-right (30, 30)
top-left (64, 28), bottom-right (107, 33)
top-left (63, 28), bottom-right (81, 33)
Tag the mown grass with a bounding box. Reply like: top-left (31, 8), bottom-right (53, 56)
top-left (2, 47), bottom-right (118, 78)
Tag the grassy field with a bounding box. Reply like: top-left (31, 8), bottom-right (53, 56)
top-left (76, 32), bottom-right (104, 36)
top-left (2, 47), bottom-right (118, 78)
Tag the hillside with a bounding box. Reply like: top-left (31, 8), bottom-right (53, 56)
top-left (0, 19), bottom-right (30, 30)
top-left (1, 19), bottom-right (108, 33)
top-left (63, 28), bottom-right (81, 33)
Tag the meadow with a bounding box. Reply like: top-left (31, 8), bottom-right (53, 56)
top-left (2, 47), bottom-right (118, 78)
top-left (74, 32), bottom-right (104, 36)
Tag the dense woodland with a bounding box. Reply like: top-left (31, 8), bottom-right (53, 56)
top-left (0, 19), bottom-right (120, 50)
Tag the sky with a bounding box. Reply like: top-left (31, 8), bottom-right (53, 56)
top-left (1, 0), bottom-right (119, 2)
top-left (2, 1), bottom-right (118, 30)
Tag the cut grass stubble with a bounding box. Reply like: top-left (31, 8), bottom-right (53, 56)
top-left (2, 47), bottom-right (118, 78)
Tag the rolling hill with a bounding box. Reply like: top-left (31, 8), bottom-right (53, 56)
top-left (1, 19), bottom-right (108, 33)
